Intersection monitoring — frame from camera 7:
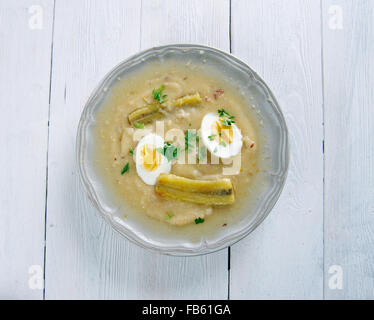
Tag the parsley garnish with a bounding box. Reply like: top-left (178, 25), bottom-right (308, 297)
top-left (218, 109), bottom-right (236, 126)
top-left (197, 146), bottom-right (207, 163)
top-left (165, 213), bottom-right (174, 220)
top-left (121, 162), bottom-right (129, 175)
top-left (208, 134), bottom-right (217, 141)
top-left (152, 85), bottom-right (167, 104)
top-left (157, 142), bottom-right (179, 162)
top-left (218, 109), bottom-right (231, 117)
top-left (129, 147), bottom-right (134, 155)
top-left (222, 119), bottom-right (235, 126)
top-left (195, 217), bottom-right (205, 224)
top-left (134, 122), bottom-right (144, 129)
top-left (185, 130), bottom-right (198, 152)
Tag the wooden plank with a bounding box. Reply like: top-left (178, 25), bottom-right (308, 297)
top-left (134, 0), bottom-right (229, 300)
top-left (323, 0), bottom-right (374, 299)
top-left (140, 0), bottom-right (229, 49)
top-left (0, 0), bottom-right (53, 299)
top-left (45, 0), bottom-right (229, 299)
top-left (44, 0), bottom-right (141, 300)
top-left (230, 0), bottom-right (324, 299)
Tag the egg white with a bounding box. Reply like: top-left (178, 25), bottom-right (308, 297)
top-left (135, 134), bottom-right (172, 185)
top-left (201, 113), bottom-right (243, 159)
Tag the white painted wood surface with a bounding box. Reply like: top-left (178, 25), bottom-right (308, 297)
top-left (323, 0), bottom-right (374, 299)
top-left (0, 0), bottom-right (373, 300)
top-left (0, 0), bottom-right (53, 299)
top-left (44, 0), bottom-right (228, 299)
top-left (230, 0), bottom-right (324, 299)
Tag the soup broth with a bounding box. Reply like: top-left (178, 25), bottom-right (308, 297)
top-left (94, 60), bottom-right (267, 234)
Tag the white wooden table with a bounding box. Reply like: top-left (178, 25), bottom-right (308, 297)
top-left (1, 0), bottom-right (373, 300)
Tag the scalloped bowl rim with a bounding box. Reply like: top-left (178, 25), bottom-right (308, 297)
top-left (76, 44), bottom-right (289, 256)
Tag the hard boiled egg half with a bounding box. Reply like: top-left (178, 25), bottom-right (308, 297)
top-left (201, 113), bottom-right (243, 159)
top-left (135, 134), bottom-right (172, 185)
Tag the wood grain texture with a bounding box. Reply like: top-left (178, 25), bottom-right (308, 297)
top-left (2, 0), bottom-right (372, 300)
top-left (133, 0), bottom-right (229, 300)
top-left (44, 0), bottom-right (229, 299)
top-left (323, 0), bottom-right (374, 299)
top-left (230, 0), bottom-right (324, 299)
top-left (140, 0), bottom-right (229, 49)
top-left (0, 0), bottom-right (53, 299)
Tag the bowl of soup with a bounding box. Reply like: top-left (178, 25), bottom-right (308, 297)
top-left (77, 44), bottom-right (289, 255)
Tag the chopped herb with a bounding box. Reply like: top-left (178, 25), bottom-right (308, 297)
top-left (218, 109), bottom-right (236, 126)
top-left (129, 147), bottom-right (134, 155)
top-left (152, 85), bottom-right (167, 104)
top-left (197, 146), bottom-right (207, 163)
top-left (185, 130), bottom-right (198, 151)
top-left (222, 119), bottom-right (236, 126)
top-left (195, 217), bottom-right (205, 224)
top-left (157, 142), bottom-right (179, 162)
top-left (165, 213), bottom-right (174, 220)
top-left (208, 134), bottom-right (217, 141)
top-left (121, 162), bottom-right (129, 175)
top-left (134, 122), bottom-right (144, 129)
top-left (218, 109), bottom-right (233, 118)
top-left (220, 141), bottom-right (227, 147)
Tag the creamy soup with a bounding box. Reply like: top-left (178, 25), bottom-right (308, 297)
top-left (94, 60), bottom-right (267, 230)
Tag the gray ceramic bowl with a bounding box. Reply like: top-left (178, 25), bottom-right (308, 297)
top-left (76, 44), bottom-right (289, 256)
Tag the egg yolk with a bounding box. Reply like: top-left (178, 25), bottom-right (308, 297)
top-left (141, 144), bottom-right (161, 171)
top-left (212, 120), bottom-right (234, 145)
